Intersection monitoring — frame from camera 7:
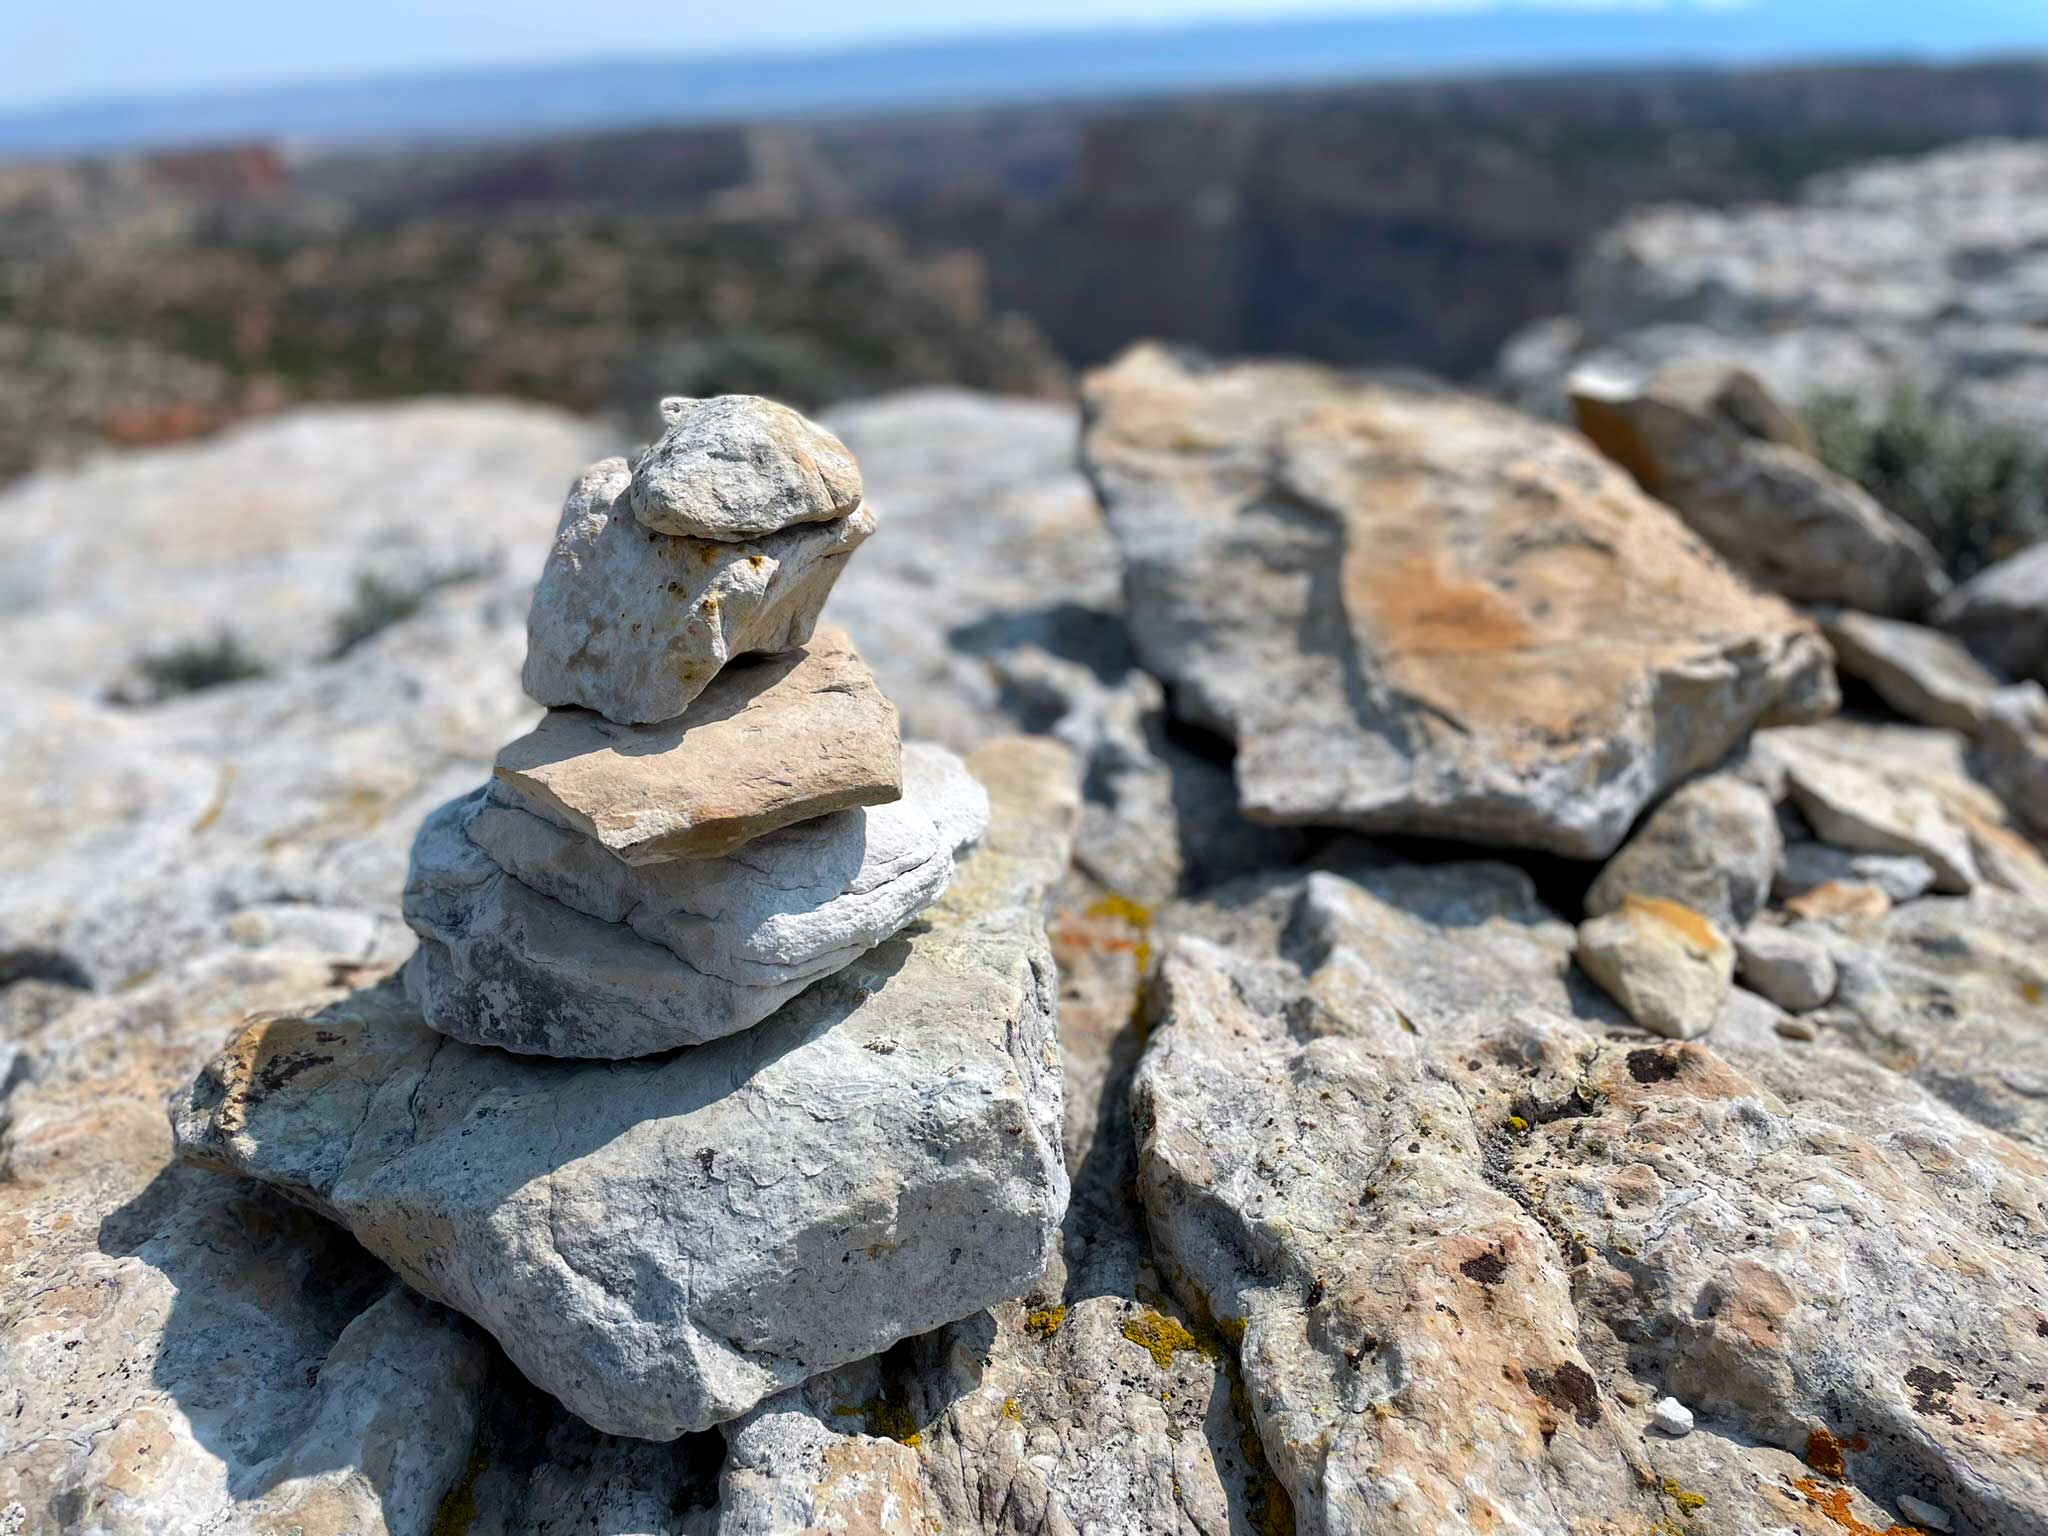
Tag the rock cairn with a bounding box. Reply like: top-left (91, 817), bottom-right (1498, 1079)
top-left (400, 394), bottom-right (987, 1058)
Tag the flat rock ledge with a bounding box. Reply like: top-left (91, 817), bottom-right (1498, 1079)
top-left (1081, 343), bottom-right (1837, 858)
top-left (173, 737), bottom-right (1079, 1441)
top-left (494, 623), bottom-right (902, 864)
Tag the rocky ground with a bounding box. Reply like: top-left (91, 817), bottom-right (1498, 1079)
top-left (3, 332), bottom-right (2047, 1536)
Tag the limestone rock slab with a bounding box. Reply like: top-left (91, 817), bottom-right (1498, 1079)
top-left (175, 739), bottom-right (1079, 1440)
top-left (1571, 362), bottom-right (1947, 615)
top-left (1823, 609), bottom-right (2005, 733)
top-left (401, 743), bottom-right (988, 1057)
top-left (1937, 540), bottom-right (2048, 685)
top-left (495, 623), bottom-right (901, 863)
top-left (630, 394), bottom-right (863, 541)
top-left (1081, 343), bottom-right (1836, 858)
top-left (523, 456), bottom-right (874, 726)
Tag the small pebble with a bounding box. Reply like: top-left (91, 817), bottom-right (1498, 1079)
top-left (1775, 1016), bottom-right (1818, 1042)
top-left (1897, 1494), bottom-right (1952, 1532)
top-left (1650, 1396), bottom-right (1694, 1437)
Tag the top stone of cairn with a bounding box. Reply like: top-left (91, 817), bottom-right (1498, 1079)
top-left (630, 395), bottom-right (865, 541)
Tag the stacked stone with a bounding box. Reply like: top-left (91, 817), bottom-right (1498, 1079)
top-left (399, 394), bottom-right (990, 1058)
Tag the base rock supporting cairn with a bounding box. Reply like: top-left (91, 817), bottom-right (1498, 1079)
top-left (172, 395), bottom-right (1077, 1436)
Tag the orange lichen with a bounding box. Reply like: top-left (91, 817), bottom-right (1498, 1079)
top-left (1791, 1479), bottom-right (1914, 1535)
top-left (1621, 892), bottom-right (1722, 953)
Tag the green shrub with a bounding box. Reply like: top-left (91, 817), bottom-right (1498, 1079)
top-left (1807, 390), bottom-right (2048, 582)
top-left (127, 631), bottom-right (267, 701)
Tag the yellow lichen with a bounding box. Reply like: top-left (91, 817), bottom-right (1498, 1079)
top-left (1122, 1309), bottom-right (1204, 1369)
top-left (1659, 1477), bottom-right (1707, 1515)
top-left (1508, 1115), bottom-right (1531, 1133)
top-left (1023, 1304), bottom-right (1067, 1338)
top-left (429, 1449), bottom-right (489, 1536)
top-left (1085, 892), bottom-right (1155, 975)
top-left (845, 1393), bottom-right (922, 1447)
top-left (1001, 1397), bottom-right (1022, 1422)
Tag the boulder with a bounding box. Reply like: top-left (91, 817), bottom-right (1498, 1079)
top-left (1584, 770), bottom-right (1781, 931)
top-left (630, 394), bottom-right (863, 541)
top-left (1082, 344), bottom-right (1836, 859)
top-left (401, 743), bottom-right (988, 1057)
top-left (1577, 894), bottom-right (1735, 1040)
top-left (1935, 539), bottom-right (2048, 684)
top-left (1822, 608), bottom-right (2005, 732)
top-left (175, 738), bottom-right (1079, 1440)
top-left (522, 456), bottom-right (875, 726)
top-left (494, 623), bottom-right (901, 864)
top-left (1570, 363), bottom-right (1947, 615)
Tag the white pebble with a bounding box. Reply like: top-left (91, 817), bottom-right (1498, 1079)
top-left (1650, 1396), bottom-right (1694, 1437)
top-left (1897, 1494), bottom-right (1952, 1532)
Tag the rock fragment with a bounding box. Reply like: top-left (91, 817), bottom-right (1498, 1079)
top-left (522, 456), bottom-right (874, 725)
top-left (494, 623), bottom-right (902, 863)
top-left (1571, 362), bottom-right (1947, 615)
top-left (1979, 683), bottom-right (2048, 837)
top-left (1083, 343), bottom-right (1836, 858)
top-left (1937, 540), bottom-right (2048, 684)
top-left (1900, 1493), bottom-right (1955, 1532)
top-left (1577, 894), bottom-right (1735, 1040)
top-left (630, 394), bottom-right (863, 541)
top-left (1585, 770), bottom-right (1780, 931)
top-left (175, 739), bottom-right (1079, 1440)
top-left (1651, 1398), bottom-right (1696, 1438)
top-left (1734, 920), bottom-right (1837, 1012)
top-left (1822, 608), bottom-right (2005, 732)
top-left (1779, 748), bottom-right (1979, 893)
top-left (1776, 842), bottom-right (1937, 905)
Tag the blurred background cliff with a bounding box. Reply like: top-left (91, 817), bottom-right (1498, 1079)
top-left (2, 0), bottom-right (2045, 494)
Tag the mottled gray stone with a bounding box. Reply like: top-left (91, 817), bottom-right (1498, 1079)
top-left (1573, 363), bottom-right (1947, 615)
top-left (1083, 343), bottom-right (1835, 859)
top-left (175, 739), bottom-right (1079, 1440)
top-left (400, 743), bottom-right (988, 1057)
top-left (1585, 771), bottom-right (1781, 931)
top-left (1773, 737), bottom-right (1981, 893)
top-left (630, 394), bottom-right (863, 541)
top-left (1823, 609), bottom-right (2006, 733)
top-left (1937, 540), bottom-right (2048, 685)
top-left (1734, 920), bottom-right (1838, 1012)
top-left (1777, 842), bottom-right (1937, 905)
top-left (523, 456), bottom-right (875, 726)
top-left (1978, 683), bottom-right (2048, 838)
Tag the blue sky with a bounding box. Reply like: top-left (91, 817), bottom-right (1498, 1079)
top-left (5, 0), bottom-right (1743, 110)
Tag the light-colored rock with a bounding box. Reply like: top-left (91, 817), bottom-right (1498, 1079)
top-left (1082, 343), bottom-right (1836, 859)
top-left (1777, 841), bottom-right (1938, 905)
top-left (0, 916), bottom-right (494, 1536)
top-left (1651, 1398), bottom-right (1695, 1438)
top-left (1577, 893), bottom-right (1735, 1040)
top-left (1135, 865), bottom-right (2048, 1536)
top-left (1900, 1493), bottom-right (1955, 1532)
top-left (1735, 920), bottom-right (1838, 1012)
top-left (1979, 683), bottom-right (2048, 837)
top-left (494, 623), bottom-right (901, 863)
top-left (1585, 770), bottom-right (1781, 931)
top-left (1937, 540), bottom-right (2048, 684)
top-left (402, 742), bottom-right (987, 1057)
top-left (1785, 880), bottom-right (1893, 924)
top-left (1502, 141), bottom-right (2048, 437)
top-left (1779, 744), bottom-right (1981, 893)
top-left (1572, 363), bottom-right (1947, 614)
top-left (522, 456), bottom-right (875, 726)
top-left (175, 739), bottom-right (1079, 1440)
top-left (630, 394), bottom-right (863, 541)
top-left (1824, 608), bottom-right (2007, 732)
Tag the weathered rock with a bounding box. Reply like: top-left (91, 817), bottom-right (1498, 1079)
top-left (1584, 770), bottom-right (1781, 931)
top-left (1772, 737), bottom-right (1981, 893)
top-left (1577, 893), bottom-right (1735, 1040)
top-left (1135, 865), bottom-right (2048, 1536)
top-left (630, 394), bottom-right (863, 541)
top-left (1082, 343), bottom-right (1836, 858)
top-left (1823, 609), bottom-right (2005, 732)
top-left (1651, 1398), bottom-right (1696, 1439)
top-left (0, 914), bottom-right (494, 1536)
top-left (1734, 919), bottom-right (1838, 1012)
top-left (1785, 880), bottom-right (1894, 924)
top-left (1937, 540), bottom-right (2048, 685)
top-left (401, 742), bottom-right (987, 1057)
top-left (1777, 841), bottom-right (1938, 905)
top-left (494, 624), bottom-right (901, 864)
top-left (1979, 683), bottom-right (2048, 838)
top-left (175, 738), bottom-right (1079, 1440)
top-left (1572, 363), bottom-right (1947, 614)
top-left (523, 456), bottom-right (875, 726)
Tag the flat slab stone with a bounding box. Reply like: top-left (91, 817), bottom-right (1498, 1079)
top-left (1821, 609), bottom-right (2004, 734)
top-left (402, 744), bottom-right (988, 1058)
top-left (631, 394), bottom-right (863, 541)
top-left (1570, 362), bottom-right (1947, 616)
top-left (523, 456), bottom-right (874, 726)
top-left (1936, 541), bottom-right (2048, 685)
top-left (495, 623), bottom-right (902, 863)
top-left (1081, 344), bottom-right (1837, 858)
top-left (175, 738), bottom-right (1079, 1441)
